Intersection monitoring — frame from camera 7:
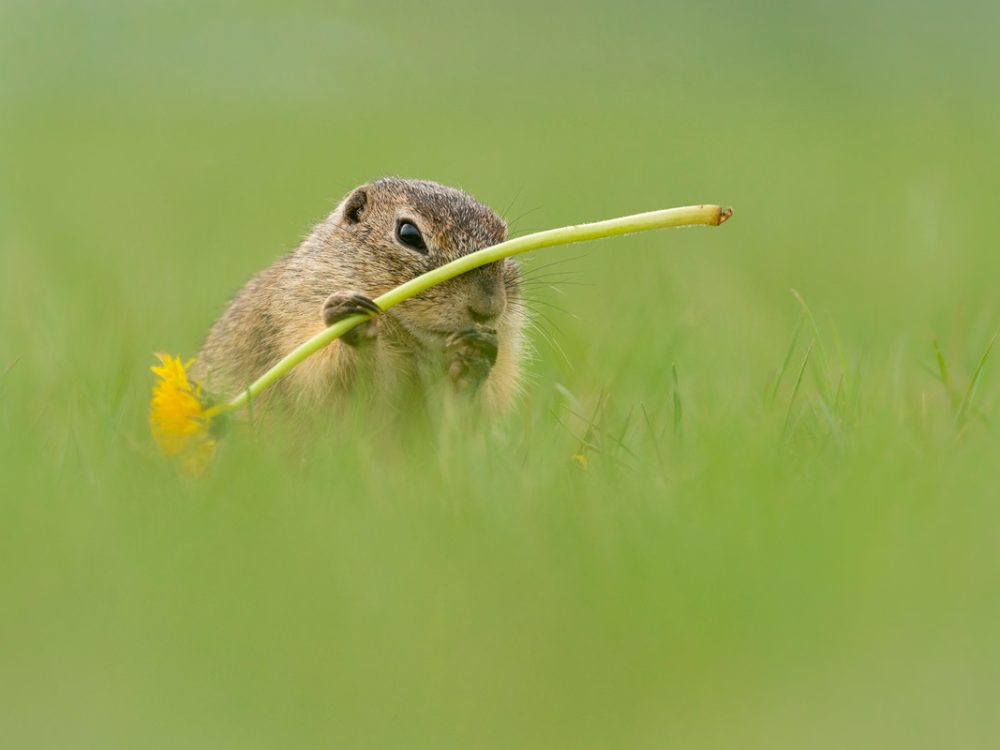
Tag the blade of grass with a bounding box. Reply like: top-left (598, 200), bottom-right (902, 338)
top-left (782, 342), bottom-right (814, 440)
top-left (640, 402), bottom-right (666, 474)
top-left (768, 316), bottom-right (804, 409)
top-left (931, 337), bottom-right (960, 413)
top-left (672, 364), bottom-right (683, 443)
top-left (954, 331), bottom-right (998, 429)
top-left (790, 289), bottom-right (833, 405)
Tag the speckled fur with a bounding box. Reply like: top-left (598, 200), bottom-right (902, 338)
top-left (195, 178), bottom-right (526, 414)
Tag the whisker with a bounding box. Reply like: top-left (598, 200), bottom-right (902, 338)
top-left (520, 305), bottom-right (570, 341)
top-left (506, 204), bottom-right (545, 233)
top-left (517, 251), bottom-right (593, 275)
top-left (518, 283), bottom-right (594, 300)
top-left (518, 269), bottom-right (586, 283)
top-left (527, 319), bottom-right (573, 369)
top-left (499, 184), bottom-right (526, 223)
top-left (523, 298), bottom-right (580, 320)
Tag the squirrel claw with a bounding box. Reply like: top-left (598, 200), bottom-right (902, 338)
top-left (445, 327), bottom-right (498, 391)
top-left (323, 291), bottom-right (381, 346)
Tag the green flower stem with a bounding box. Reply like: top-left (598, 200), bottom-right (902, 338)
top-left (213, 203), bottom-right (732, 415)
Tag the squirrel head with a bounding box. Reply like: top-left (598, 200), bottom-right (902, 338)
top-left (322, 177), bottom-right (520, 347)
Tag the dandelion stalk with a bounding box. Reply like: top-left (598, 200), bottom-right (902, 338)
top-left (152, 203), bottom-right (732, 472)
top-left (213, 204), bottom-right (732, 415)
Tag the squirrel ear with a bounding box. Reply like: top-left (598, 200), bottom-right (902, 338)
top-left (342, 187), bottom-right (368, 225)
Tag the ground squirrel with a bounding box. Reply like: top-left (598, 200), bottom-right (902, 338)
top-left (195, 178), bottom-right (526, 413)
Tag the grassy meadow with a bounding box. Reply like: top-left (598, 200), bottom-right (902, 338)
top-left (2, 1), bottom-right (1000, 747)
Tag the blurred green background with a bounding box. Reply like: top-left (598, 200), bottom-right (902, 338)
top-left (3, 1), bottom-right (1000, 747)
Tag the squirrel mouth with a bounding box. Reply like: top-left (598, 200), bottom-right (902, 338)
top-left (429, 326), bottom-right (497, 338)
top-left (396, 317), bottom-right (497, 351)
top-left (394, 321), bottom-right (454, 350)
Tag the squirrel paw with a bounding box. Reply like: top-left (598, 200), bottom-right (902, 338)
top-left (445, 327), bottom-right (498, 392)
top-left (323, 291), bottom-right (381, 347)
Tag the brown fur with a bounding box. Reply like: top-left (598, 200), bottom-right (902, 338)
top-left (195, 178), bottom-right (526, 414)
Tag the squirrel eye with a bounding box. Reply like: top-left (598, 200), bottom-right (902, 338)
top-left (396, 221), bottom-right (427, 253)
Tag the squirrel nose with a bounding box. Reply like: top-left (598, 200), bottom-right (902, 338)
top-left (467, 273), bottom-right (506, 324)
top-left (468, 296), bottom-right (504, 324)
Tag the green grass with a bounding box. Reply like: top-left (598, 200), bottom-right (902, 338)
top-left (3, 1), bottom-right (1000, 747)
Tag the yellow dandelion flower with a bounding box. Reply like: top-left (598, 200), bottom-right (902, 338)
top-left (150, 353), bottom-right (217, 476)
